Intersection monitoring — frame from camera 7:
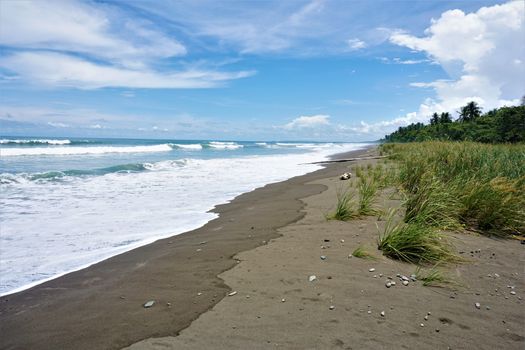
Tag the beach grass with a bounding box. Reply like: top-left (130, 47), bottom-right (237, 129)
top-left (381, 142), bottom-right (525, 236)
top-left (377, 210), bottom-right (459, 265)
top-left (357, 176), bottom-right (380, 216)
top-left (352, 246), bottom-right (377, 260)
top-left (415, 266), bottom-right (454, 287)
top-left (327, 187), bottom-right (357, 221)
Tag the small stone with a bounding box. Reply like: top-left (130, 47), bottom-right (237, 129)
top-left (281, 298), bottom-right (286, 303)
top-left (494, 273), bottom-right (500, 278)
top-left (348, 254), bottom-right (353, 258)
top-left (380, 311), bottom-right (385, 317)
top-left (420, 323), bottom-right (425, 327)
top-left (424, 316), bottom-right (429, 321)
top-left (166, 302), bottom-right (171, 307)
top-left (475, 302), bottom-right (481, 309)
top-left (385, 281), bottom-right (392, 288)
top-left (196, 248), bottom-right (202, 252)
top-left (510, 291), bottom-right (516, 295)
top-left (199, 241), bottom-right (207, 245)
top-left (324, 239), bottom-right (330, 242)
top-left (401, 275), bottom-right (410, 281)
top-left (228, 291), bottom-right (238, 297)
top-left (435, 328), bottom-right (440, 333)
top-left (329, 305), bottom-right (335, 310)
top-left (369, 268), bottom-right (376, 272)
top-left (373, 275), bottom-right (378, 278)
top-left (402, 280), bottom-right (409, 286)
top-left (486, 306), bottom-right (491, 310)
top-left (143, 300), bottom-right (155, 308)
top-left (320, 255), bottom-right (327, 260)
top-left (309, 275), bottom-right (317, 282)
top-left (410, 274), bottom-right (417, 281)
top-left (367, 310), bottom-right (372, 314)
top-left (391, 281), bottom-right (396, 286)
top-left (340, 239), bottom-right (345, 243)
top-left (197, 292), bottom-right (202, 296)
top-left (427, 312), bottom-right (431, 316)
top-left (379, 273), bottom-right (383, 277)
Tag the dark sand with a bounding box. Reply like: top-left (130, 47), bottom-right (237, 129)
top-left (0, 147), bottom-right (374, 350)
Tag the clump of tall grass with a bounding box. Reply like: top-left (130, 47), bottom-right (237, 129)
top-left (327, 188), bottom-right (357, 221)
top-left (377, 210), bottom-right (459, 265)
top-left (352, 246), bottom-right (377, 260)
top-left (357, 176), bottom-right (380, 216)
top-left (381, 142), bottom-right (525, 236)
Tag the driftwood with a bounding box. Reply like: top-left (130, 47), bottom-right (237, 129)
top-left (306, 155), bottom-right (387, 165)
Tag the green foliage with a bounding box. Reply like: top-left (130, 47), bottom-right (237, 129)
top-left (378, 210), bottom-right (459, 264)
top-left (415, 266), bottom-right (453, 287)
top-left (357, 176), bottom-right (380, 216)
top-left (381, 142), bottom-right (525, 235)
top-left (383, 103), bottom-right (524, 143)
top-left (327, 187), bottom-right (357, 221)
top-left (352, 246), bottom-right (377, 260)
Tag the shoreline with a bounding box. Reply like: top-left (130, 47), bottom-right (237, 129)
top-left (0, 146), bottom-right (375, 350)
top-left (0, 144), bottom-right (371, 297)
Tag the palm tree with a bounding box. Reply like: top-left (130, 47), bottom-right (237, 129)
top-left (430, 112), bottom-right (440, 125)
top-left (439, 112), bottom-right (452, 123)
top-left (458, 101), bottom-right (482, 122)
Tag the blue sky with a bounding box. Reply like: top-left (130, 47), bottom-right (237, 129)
top-left (0, 0), bottom-right (523, 141)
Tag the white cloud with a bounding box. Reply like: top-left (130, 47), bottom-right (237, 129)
top-left (47, 121), bottom-right (70, 128)
top-left (0, 51), bottom-right (254, 89)
top-left (390, 1), bottom-right (525, 115)
top-left (347, 38), bottom-right (366, 50)
top-left (0, 1), bottom-right (252, 89)
top-left (283, 114), bottom-right (330, 129)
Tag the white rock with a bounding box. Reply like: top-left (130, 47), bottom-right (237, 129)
top-left (391, 281), bottom-right (396, 286)
top-left (420, 323), bottom-right (425, 327)
top-left (475, 302), bottom-right (481, 309)
top-left (228, 291), bottom-right (238, 296)
top-left (402, 280), bottom-right (409, 286)
top-left (329, 305), bottom-right (335, 310)
top-left (424, 316), bottom-right (428, 321)
top-left (309, 275), bottom-right (317, 282)
top-left (510, 291), bottom-right (516, 295)
top-left (281, 298), bottom-right (286, 303)
top-left (380, 311), bottom-right (385, 317)
top-left (385, 281), bottom-right (392, 288)
top-left (143, 300), bottom-right (155, 308)
top-left (369, 268), bottom-right (376, 272)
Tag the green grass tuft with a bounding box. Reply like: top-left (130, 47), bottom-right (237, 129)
top-left (352, 246), bottom-right (377, 260)
top-left (327, 188), bottom-right (357, 221)
top-left (415, 266), bottom-right (453, 287)
top-left (357, 176), bottom-right (380, 216)
top-left (377, 211), bottom-right (459, 265)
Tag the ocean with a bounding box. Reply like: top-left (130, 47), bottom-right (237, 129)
top-left (0, 137), bottom-right (370, 295)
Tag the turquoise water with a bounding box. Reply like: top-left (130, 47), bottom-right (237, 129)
top-left (0, 137), bottom-right (370, 295)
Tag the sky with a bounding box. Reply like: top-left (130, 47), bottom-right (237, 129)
top-left (0, 0), bottom-right (523, 141)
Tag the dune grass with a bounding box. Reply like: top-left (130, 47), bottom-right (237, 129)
top-left (352, 246), bottom-right (377, 260)
top-left (382, 142), bottom-right (525, 236)
top-left (415, 266), bottom-right (453, 287)
top-left (327, 187), bottom-right (357, 221)
top-left (377, 210), bottom-right (459, 265)
top-left (357, 176), bottom-right (380, 216)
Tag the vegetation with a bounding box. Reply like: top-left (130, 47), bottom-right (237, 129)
top-left (327, 188), bottom-right (357, 221)
top-left (384, 102), bottom-right (524, 143)
top-left (357, 176), bottom-right (380, 216)
top-left (383, 142), bottom-right (525, 236)
top-left (377, 210), bottom-right (459, 264)
top-left (415, 266), bottom-right (453, 287)
top-left (352, 246), bottom-right (377, 260)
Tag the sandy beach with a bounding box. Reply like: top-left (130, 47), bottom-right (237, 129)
top-left (1, 146), bottom-right (524, 350)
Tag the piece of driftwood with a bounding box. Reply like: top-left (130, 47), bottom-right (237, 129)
top-left (306, 155), bottom-right (387, 164)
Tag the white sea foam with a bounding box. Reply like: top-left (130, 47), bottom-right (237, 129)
top-left (0, 139), bottom-right (71, 145)
top-left (170, 143), bottom-right (203, 150)
top-left (0, 144), bottom-right (173, 156)
top-left (208, 141), bottom-right (243, 149)
top-left (0, 142), bottom-right (369, 295)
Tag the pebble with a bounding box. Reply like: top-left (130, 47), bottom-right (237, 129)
top-left (427, 312), bottom-right (431, 316)
top-left (143, 300), bottom-right (155, 308)
top-left (410, 274), bottom-right (417, 281)
top-left (475, 302), bottom-right (481, 309)
top-left (401, 275), bottom-right (409, 282)
top-left (309, 275), bottom-right (317, 282)
top-left (367, 310), bottom-right (372, 314)
top-left (281, 298), bottom-right (286, 303)
top-left (197, 292), bottom-right (202, 296)
top-left (424, 316), bottom-right (428, 321)
top-left (166, 302), bottom-right (171, 307)
top-left (379, 273), bottom-right (383, 277)
top-left (320, 255), bottom-right (327, 260)
top-left (196, 248), bottom-right (202, 252)
top-left (380, 311), bottom-right (385, 317)
top-left (494, 273), bottom-right (500, 278)
top-left (340, 239), bottom-right (345, 243)
top-left (391, 281), bottom-right (396, 286)
top-left (420, 323), bottom-right (425, 327)
top-left (199, 241), bottom-right (207, 245)
top-left (486, 306), bottom-right (491, 310)
top-left (402, 280), bottom-right (409, 286)
top-left (228, 291), bottom-right (238, 297)
top-left (510, 291), bottom-right (516, 295)
top-left (348, 254), bottom-right (353, 258)
top-left (329, 305), bottom-right (335, 310)
top-left (369, 268), bottom-right (376, 272)
top-left (385, 281), bottom-right (392, 288)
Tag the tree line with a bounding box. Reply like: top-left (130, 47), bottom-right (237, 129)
top-left (383, 100), bottom-right (525, 143)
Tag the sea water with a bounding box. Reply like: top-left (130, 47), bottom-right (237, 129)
top-left (0, 137), bottom-right (370, 295)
